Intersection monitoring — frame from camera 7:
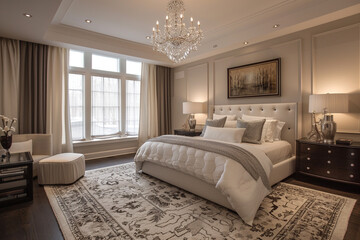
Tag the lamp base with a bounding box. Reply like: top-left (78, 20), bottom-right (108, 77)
top-left (321, 114), bottom-right (336, 144)
top-left (188, 114), bottom-right (196, 132)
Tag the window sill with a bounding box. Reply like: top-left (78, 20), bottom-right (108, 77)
top-left (73, 135), bottom-right (138, 147)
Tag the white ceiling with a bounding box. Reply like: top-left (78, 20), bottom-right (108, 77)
top-left (1, 0), bottom-right (360, 67)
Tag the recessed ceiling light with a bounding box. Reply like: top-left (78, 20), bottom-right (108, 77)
top-left (273, 24), bottom-right (280, 28)
top-left (146, 36), bottom-right (151, 40)
top-left (85, 19), bottom-right (92, 23)
top-left (243, 41), bottom-right (249, 45)
top-left (23, 13), bottom-right (32, 18)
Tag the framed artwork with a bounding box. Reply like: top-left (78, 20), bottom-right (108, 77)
top-left (227, 58), bottom-right (281, 98)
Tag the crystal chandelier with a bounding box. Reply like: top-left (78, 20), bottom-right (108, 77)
top-left (152, 0), bottom-right (203, 63)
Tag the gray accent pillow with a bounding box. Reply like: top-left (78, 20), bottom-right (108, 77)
top-left (200, 117), bottom-right (227, 137)
top-left (237, 119), bottom-right (266, 144)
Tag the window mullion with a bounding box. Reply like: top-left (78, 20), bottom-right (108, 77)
top-left (84, 52), bottom-right (92, 140)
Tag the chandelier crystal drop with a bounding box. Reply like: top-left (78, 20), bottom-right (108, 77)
top-left (152, 0), bottom-right (203, 63)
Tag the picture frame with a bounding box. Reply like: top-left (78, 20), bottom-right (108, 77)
top-left (227, 58), bottom-right (281, 98)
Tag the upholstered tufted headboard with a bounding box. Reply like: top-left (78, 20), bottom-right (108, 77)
top-left (214, 103), bottom-right (298, 151)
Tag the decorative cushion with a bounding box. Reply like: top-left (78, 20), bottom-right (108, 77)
top-left (241, 114), bottom-right (281, 142)
top-left (274, 121), bottom-right (286, 141)
top-left (213, 114), bottom-right (237, 121)
top-left (224, 120), bottom-right (237, 128)
top-left (203, 126), bottom-right (245, 143)
top-left (237, 119), bottom-right (265, 144)
top-left (200, 117), bottom-right (227, 137)
top-left (9, 140), bottom-right (33, 154)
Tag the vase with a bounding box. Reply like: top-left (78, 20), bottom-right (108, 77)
top-left (0, 135), bottom-right (12, 157)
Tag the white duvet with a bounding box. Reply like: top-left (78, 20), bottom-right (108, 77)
top-left (134, 138), bottom-right (273, 225)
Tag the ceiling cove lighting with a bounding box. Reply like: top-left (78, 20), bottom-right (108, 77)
top-left (151, 0), bottom-right (203, 63)
top-left (23, 13), bottom-right (32, 18)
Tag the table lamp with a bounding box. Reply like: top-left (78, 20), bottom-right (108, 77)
top-left (309, 94), bottom-right (349, 144)
top-left (183, 102), bottom-right (205, 131)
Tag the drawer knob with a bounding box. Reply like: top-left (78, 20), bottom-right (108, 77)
top-left (327, 170), bottom-right (331, 174)
top-left (350, 163), bottom-right (355, 167)
top-left (307, 147), bottom-right (311, 151)
top-left (351, 152), bottom-right (355, 156)
top-left (350, 174), bottom-right (354, 178)
top-left (328, 150), bottom-right (332, 154)
top-left (327, 160), bottom-right (331, 164)
top-left (306, 167), bottom-right (310, 170)
top-left (307, 157), bottom-right (311, 161)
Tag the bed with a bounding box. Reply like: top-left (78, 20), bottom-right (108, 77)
top-left (135, 103), bottom-right (297, 224)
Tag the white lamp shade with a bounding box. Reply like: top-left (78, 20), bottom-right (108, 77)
top-left (183, 102), bottom-right (205, 114)
top-left (309, 94), bottom-right (349, 113)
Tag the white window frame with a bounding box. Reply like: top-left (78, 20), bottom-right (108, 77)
top-left (69, 51), bottom-right (141, 141)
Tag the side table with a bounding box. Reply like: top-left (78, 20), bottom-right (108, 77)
top-left (0, 152), bottom-right (33, 207)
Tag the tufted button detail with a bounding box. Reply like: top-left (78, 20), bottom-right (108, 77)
top-left (351, 152), bottom-right (355, 156)
top-left (249, 108), bottom-right (252, 111)
top-left (351, 163), bottom-right (355, 167)
top-left (327, 171), bottom-right (330, 174)
top-left (306, 167), bottom-right (310, 170)
top-left (327, 160), bottom-right (331, 164)
top-left (288, 108), bottom-right (291, 111)
top-left (220, 108), bottom-right (223, 111)
top-left (350, 174), bottom-right (354, 178)
top-left (328, 150), bottom-right (332, 154)
top-left (261, 108), bottom-right (264, 111)
top-left (229, 108), bottom-right (232, 111)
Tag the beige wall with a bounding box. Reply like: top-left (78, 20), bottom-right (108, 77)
top-left (173, 14), bottom-right (360, 141)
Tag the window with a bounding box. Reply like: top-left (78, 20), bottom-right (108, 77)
top-left (68, 50), bottom-right (141, 141)
top-left (68, 74), bottom-right (84, 140)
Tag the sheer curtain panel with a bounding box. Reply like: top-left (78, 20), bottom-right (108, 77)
top-left (138, 64), bottom-right (158, 146)
top-left (0, 38), bottom-right (19, 124)
top-left (47, 47), bottom-right (73, 154)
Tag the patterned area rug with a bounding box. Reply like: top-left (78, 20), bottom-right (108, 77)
top-left (44, 163), bottom-right (355, 240)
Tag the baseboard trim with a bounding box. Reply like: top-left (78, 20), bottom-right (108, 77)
top-left (84, 147), bottom-right (138, 161)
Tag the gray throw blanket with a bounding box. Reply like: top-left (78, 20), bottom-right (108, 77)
top-left (148, 135), bottom-right (270, 190)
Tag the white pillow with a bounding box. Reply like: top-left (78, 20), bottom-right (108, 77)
top-left (224, 120), bottom-right (237, 128)
top-left (203, 126), bottom-right (245, 143)
top-left (263, 120), bottom-right (278, 142)
top-left (9, 140), bottom-right (33, 154)
top-left (274, 121), bottom-right (286, 141)
top-left (213, 114), bottom-right (237, 121)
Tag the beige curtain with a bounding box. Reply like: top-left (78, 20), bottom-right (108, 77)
top-left (0, 38), bottom-right (19, 126)
top-left (47, 47), bottom-right (73, 154)
top-left (138, 63), bottom-right (158, 146)
top-left (156, 66), bottom-right (172, 135)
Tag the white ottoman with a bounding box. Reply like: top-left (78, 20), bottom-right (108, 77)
top-left (38, 153), bottom-right (85, 185)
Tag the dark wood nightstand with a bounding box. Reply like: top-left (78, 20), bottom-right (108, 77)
top-left (0, 152), bottom-right (33, 207)
top-left (296, 138), bottom-right (360, 186)
top-left (174, 129), bottom-right (202, 137)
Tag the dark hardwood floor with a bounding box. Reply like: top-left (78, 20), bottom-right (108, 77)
top-left (1, 154), bottom-right (359, 240)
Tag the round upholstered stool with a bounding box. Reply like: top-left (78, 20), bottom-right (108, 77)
top-left (38, 153), bottom-right (85, 185)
